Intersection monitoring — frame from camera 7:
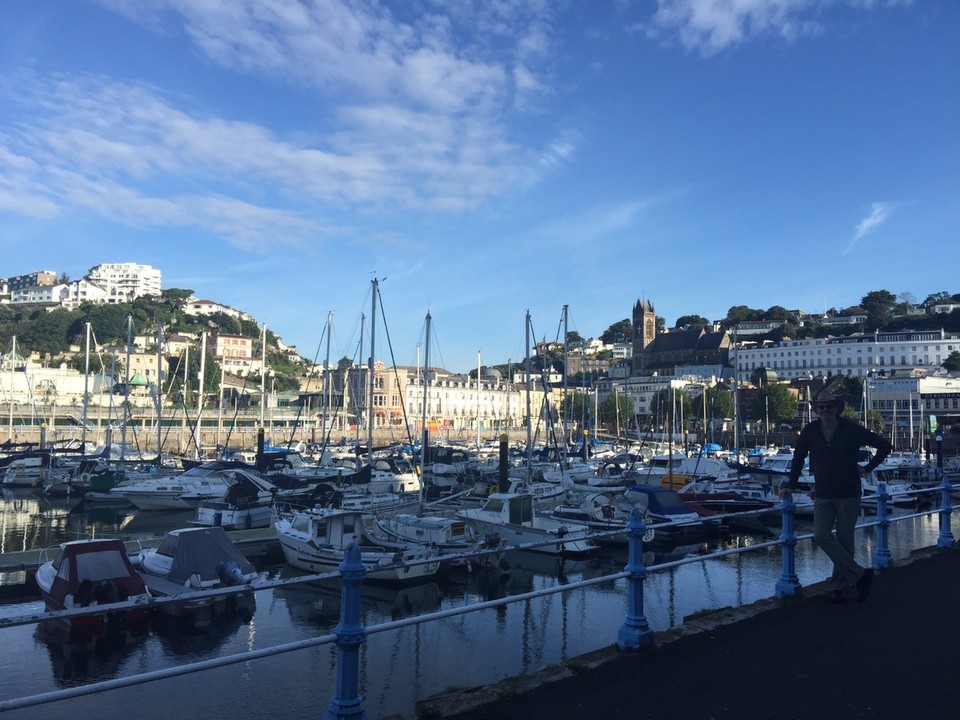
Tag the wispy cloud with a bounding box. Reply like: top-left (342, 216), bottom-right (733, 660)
top-left (842, 201), bottom-right (897, 255)
top-left (634, 0), bottom-right (912, 56)
top-left (1, 2), bottom-right (575, 249)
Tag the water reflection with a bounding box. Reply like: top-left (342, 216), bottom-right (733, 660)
top-left (35, 619), bottom-right (148, 687)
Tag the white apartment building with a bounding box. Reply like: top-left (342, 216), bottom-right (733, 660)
top-left (734, 330), bottom-right (960, 383)
top-left (10, 284), bottom-right (67, 305)
top-left (87, 262), bottom-right (162, 303)
top-left (184, 299), bottom-right (253, 322)
top-left (60, 279), bottom-right (109, 309)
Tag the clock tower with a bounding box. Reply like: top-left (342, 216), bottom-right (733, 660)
top-left (632, 299), bottom-right (656, 374)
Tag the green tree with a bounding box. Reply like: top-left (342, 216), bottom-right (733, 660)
top-left (922, 291), bottom-right (950, 309)
top-left (943, 351), bottom-right (960, 372)
top-left (675, 314), bottom-right (710, 329)
top-left (751, 383), bottom-right (798, 425)
top-left (566, 330), bottom-right (585, 347)
top-left (861, 290), bottom-right (897, 330)
top-left (763, 305), bottom-right (792, 323)
top-left (704, 384), bottom-right (734, 420)
top-left (598, 392), bottom-right (634, 434)
top-left (600, 319), bottom-right (632, 344)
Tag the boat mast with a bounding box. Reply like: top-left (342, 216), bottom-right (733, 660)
top-left (525, 310), bottom-right (532, 484)
top-left (367, 278), bottom-right (378, 466)
top-left (82, 324), bottom-right (90, 452)
top-left (7, 336), bottom-right (14, 440)
top-left (195, 331), bottom-right (207, 460)
top-left (356, 312), bottom-right (364, 445)
top-left (259, 323), bottom-right (267, 429)
top-left (121, 315), bottom-right (132, 461)
top-left (562, 304), bottom-right (569, 448)
top-left (476, 349), bottom-right (482, 449)
top-left (421, 311), bottom-right (431, 500)
top-left (321, 311), bottom-right (333, 446)
top-left (155, 320), bottom-right (163, 460)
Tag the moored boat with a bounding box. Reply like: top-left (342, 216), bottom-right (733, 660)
top-left (34, 538), bottom-right (151, 640)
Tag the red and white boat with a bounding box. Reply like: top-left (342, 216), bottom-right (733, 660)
top-left (35, 538), bottom-right (151, 639)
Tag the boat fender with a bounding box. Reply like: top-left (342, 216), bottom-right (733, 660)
top-left (600, 505), bottom-right (614, 519)
top-left (489, 484), bottom-right (499, 495)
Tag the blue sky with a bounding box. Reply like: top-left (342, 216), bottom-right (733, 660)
top-left (1, 1), bottom-right (957, 373)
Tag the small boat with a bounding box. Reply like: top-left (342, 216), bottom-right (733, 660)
top-left (136, 527), bottom-right (259, 627)
top-left (620, 484), bottom-right (707, 545)
top-left (34, 538), bottom-right (151, 640)
top-left (456, 492), bottom-right (598, 556)
top-left (364, 512), bottom-right (505, 569)
top-left (274, 505), bottom-right (442, 583)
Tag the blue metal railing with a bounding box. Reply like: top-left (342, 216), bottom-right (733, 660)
top-left (0, 481), bottom-right (956, 717)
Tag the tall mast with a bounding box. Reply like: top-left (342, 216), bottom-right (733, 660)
top-left (367, 279), bottom-right (378, 465)
top-left (121, 315), bottom-right (132, 461)
top-left (259, 323), bottom-right (267, 428)
top-left (156, 320), bottom-right (163, 460)
top-left (476, 349), bottom-right (481, 449)
top-left (525, 310), bottom-right (532, 484)
top-left (82, 325), bottom-right (90, 451)
top-left (562, 304), bottom-right (569, 447)
top-left (321, 311), bottom-right (333, 445)
top-left (195, 331), bottom-right (206, 459)
top-left (422, 312), bottom-right (431, 467)
top-left (356, 313), bottom-right (364, 444)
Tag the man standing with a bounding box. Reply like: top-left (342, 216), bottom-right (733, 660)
top-left (783, 385), bottom-right (892, 603)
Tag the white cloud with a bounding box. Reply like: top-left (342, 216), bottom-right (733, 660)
top-left (641, 0), bottom-right (911, 56)
top-left (842, 201), bottom-right (895, 255)
top-left (0, 2), bottom-right (577, 247)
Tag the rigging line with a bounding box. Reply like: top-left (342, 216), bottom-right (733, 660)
top-left (374, 288), bottom-right (416, 452)
top-left (284, 317), bottom-right (329, 448)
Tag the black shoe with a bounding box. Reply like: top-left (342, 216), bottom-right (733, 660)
top-left (831, 590), bottom-right (846, 604)
top-left (856, 568), bottom-right (875, 602)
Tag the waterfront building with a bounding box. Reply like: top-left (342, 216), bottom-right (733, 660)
top-left (866, 373), bottom-right (960, 446)
top-left (734, 329), bottom-right (960, 383)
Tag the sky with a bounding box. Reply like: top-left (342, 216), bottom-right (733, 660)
top-left (1, 0), bottom-right (957, 374)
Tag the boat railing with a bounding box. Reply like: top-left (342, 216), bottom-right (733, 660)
top-left (1, 478), bottom-right (957, 717)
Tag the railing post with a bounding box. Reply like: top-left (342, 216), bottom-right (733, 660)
top-left (872, 482), bottom-right (892, 569)
top-left (775, 493), bottom-right (801, 597)
top-left (937, 476), bottom-right (955, 549)
top-left (323, 543), bottom-right (369, 720)
top-left (617, 508), bottom-right (654, 650)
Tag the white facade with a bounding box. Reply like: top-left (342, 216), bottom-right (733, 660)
top-left (184, 299), bottom-right (252, 321)
top-left (60, 279), bottom-right (109, 309)
top-left (10, 284), bottom-right (67, 305)
top-left (87, 262), bottom-right (162, 303)
top-left (735, 330), bottom-right (960, 383)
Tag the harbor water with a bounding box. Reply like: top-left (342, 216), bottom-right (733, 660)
top-left (0, 491), bottom-right (955, 720)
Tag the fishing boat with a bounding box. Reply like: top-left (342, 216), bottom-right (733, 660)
top-left (456, 491), bottom-right (598, 556)
top-left (274, 505), bottom-right (442, 583)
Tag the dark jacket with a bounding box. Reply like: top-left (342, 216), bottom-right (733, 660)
top-left (787, 417), bottom-right (892, 499)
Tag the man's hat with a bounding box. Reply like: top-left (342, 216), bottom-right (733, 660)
top-left (812, 383), bottom-right (846, 412)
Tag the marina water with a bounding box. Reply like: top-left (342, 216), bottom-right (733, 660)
top-left (0, 492), bottom-right (953, 720)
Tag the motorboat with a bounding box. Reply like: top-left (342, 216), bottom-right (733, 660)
top-left (110, 461), bottom-right (273, 511)
top-left (136, 527), bottom-right (258, 627)
top-left (364, 512), bottom-right (504, 569)
top-left (456, 492), bottom-right (598, 556)
top-left (274, 505), bottom-right (442, 583)
top-left (34, 538), bottom-right (151, 640)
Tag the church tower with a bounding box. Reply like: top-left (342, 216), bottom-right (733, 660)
top-left (632, 299), bottom-right (656, 374)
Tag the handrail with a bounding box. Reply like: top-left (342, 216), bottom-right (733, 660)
top-left (0, 480), bottom-right (956, 716)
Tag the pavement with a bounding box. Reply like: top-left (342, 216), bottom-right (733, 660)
top-left (417, 545), bottom-right (960, 720)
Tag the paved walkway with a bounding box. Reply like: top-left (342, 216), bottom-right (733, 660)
top-left (420, 545), bottom-right (959, 720)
